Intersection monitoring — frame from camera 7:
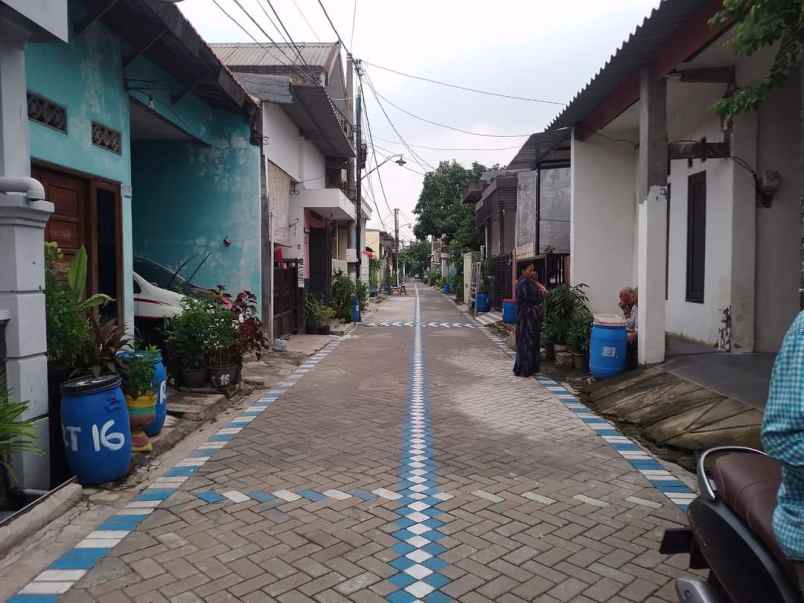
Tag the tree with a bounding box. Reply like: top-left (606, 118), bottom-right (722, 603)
top-left (412, 161), bottom-right (486, 252)
top-left (399, 239), bottom-right (431, 278)
top-left (711, 0), bottom-right (804, 118)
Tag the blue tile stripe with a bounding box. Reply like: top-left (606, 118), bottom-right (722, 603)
top-left (10, 339), bottom-right (344, 601)
top-left (386, 286), bottom-right (451, 602)
top-left (534, 377), bottom-right (694, 511)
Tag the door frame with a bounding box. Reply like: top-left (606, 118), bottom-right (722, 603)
top-left (33, 160), bottom-right (125, 324)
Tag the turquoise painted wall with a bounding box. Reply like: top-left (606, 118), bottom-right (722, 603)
top-left (24, 0), bottom-right (262, 321)
top-left (131, 124), bottom-right (261, 307)
top-left (25, 1), bottom-right (135, 331)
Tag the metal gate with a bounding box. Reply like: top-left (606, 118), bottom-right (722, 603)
top-left (274, 259), bottom-right (303, 337)
top-left (493, 254), bottom-right (513, 310)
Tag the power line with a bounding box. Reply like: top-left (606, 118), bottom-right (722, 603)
top-left (375, 136), bottom-right (522, 152)
top-left (369, 84), bottom-right (533, 138)
top-left (362, 71), bottom-right (435, 171)
top-left (350, 0), bottom-right (358, 49)
top-left (358, 84), bottom-right (395, 218)
top-left (362, 60), bottom-right (565, 105)
top-left (289, 0), bottom-right (321, 41)
top-left (316, 0), bottom-right (351, 55)
top-left (261, 0), bottom-right (321, 84)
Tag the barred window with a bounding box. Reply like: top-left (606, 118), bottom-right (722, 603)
top-left (27, 92), bottom-right (67, 133)
top-left (92, 122), bottom-right (122, 154)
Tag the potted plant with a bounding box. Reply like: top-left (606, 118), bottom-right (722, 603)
top-left (544, 284), bottom-right (590, 369)
top-left (0, 387), bottom-right (41, 513)
top-left (166, 297), bottom-right (213, 387)
top-left (228, 290), bottom-right (266, 383)
top-left (567, 308), bottom-right (593, 372)
top-left (331, 271), bottom-right (355, 322)
top-left (305, 296), bottom-right (335, 334)
top-left (119, 350), bottom-right (157, 453)
top-left (204, 300), bottom-right (239, 389)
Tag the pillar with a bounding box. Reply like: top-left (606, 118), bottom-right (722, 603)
top-left (0, 19), bottom-right (54, 488)
top-left (730, 111), bottom-right (757, 352)
top-left (637, 67), bottom-right (668, 365)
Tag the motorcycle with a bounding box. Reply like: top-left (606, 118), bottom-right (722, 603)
top-left (660, 446), bottom-right (804, 603)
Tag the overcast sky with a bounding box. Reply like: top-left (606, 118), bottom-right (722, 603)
top-left (179, 0), bottom-right (661, 241)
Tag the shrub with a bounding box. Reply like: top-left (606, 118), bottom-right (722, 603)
top-left (166, 297), bottom-right (215, 369)
top-left (330, 271), bottom-right (355, 322)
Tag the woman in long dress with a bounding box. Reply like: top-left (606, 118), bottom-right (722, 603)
top-left (513, 263), bottom-right (546, 377)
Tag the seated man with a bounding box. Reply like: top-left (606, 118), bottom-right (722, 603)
top-left (763, 311), bottom-right (804, 564)
top-left (619, 287), bottom-right (638, 366)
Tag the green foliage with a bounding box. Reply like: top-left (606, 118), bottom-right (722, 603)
top-left (166, 297), bottom-right (214, 369)
top-left (86, 316), bottom-right (129, 377)
top-left (0, 386), bottom-right (41, 483)
top-left (330, 271), bottom-right (356, 322)
top-left (543, 284), bottom-right (590, 346)
top-left (710, 0), bottom-right (804, 118)
top-left (45, 244), bottom-right (92, 370)
top-left (399, 240), bottom-right (432, 278)
top-left (67, 247), bottom-right (113, 312)
top-left (205, 301), bottom-right (239, 367)
top-left (413, 161), bottom-right (486, 253)
top-left (305, 296), bottom-right (335, 326)
top-left (356, 280), bottom-right (369, 313)
top-left (120, 351), bottom-right (156, 399)
top-left (453, 273), bottom-right (465, 303)
top-left (369, 258), bottom-right (381, 289)
top-left (567, 306), bottom-right (594, 354)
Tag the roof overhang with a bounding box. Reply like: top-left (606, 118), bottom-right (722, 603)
top-left (508, 129), bottom-right (572, 170)
top-left (548, 0), bottom-right (725, 135)
top-left (1, 0), bottom-right (68, 42)
top-left (283, 84), bottom-right (355, 158)
top-left (90, 0), bottom-right (258, 116)
top-left (298, 187), bottom-right (355, 222)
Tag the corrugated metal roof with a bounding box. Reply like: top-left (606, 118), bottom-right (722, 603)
top-left (233, 73), bottom-right (293, 103)
top-left (210, 42), bottom-right (339, 71)
top-left (548, 0), bottom-right (708, 131)
top-left (508, 130), bottom-right (571, 170)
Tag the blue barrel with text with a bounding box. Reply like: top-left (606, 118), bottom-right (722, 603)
top-left (590, 316), bottom-right (628, 379)
top-left (60, 375), bottom-right (132, 485)
top-left (502, 299), bottom-right (518, 324)
top-left (145, 352), bottom-right (167, 437)
top-left (442, 283), bottom-right (450, 294)
top-left (476, 292), bottom-right (490, 313)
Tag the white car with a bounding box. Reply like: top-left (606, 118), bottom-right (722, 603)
top-left (133, 272), bottom-right (184, 321)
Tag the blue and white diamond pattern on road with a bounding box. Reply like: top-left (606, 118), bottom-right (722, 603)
top-left (387, 285), bottom-right (451, 602)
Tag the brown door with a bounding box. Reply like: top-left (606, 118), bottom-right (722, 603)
top-left (33, 165), bottom-right (89, 264)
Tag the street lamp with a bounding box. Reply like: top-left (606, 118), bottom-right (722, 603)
top-left (361, 154), bottom-right (406, 180)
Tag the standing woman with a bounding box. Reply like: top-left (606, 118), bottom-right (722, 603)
top-left (513, 263), bottom-right (547, 377)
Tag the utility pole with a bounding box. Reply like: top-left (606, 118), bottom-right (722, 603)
top-left (354, 60), bottom-right (365, 317)
top-left (394, 208), bottom-right (400, 287)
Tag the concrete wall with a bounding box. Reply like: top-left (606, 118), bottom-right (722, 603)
top-left (25, 6), bottom-right (134, 330)
top-left (300, 138), bottom-right (325, 189)
top-left (755, 68), bottom-right (803, 351)
top-left (4, 0), bottom-right (68, 41)
top-left (131, 115), bottom-right (261, 305)
top-left (263, 102), bottom-right (301, 182)
top-left (570, 134), bottom-right (637, 316)
top-left (666, 116), bottom-right (733, 345)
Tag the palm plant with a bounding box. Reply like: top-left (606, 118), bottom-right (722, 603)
top-left (0, 385), bottom-right (41, 487)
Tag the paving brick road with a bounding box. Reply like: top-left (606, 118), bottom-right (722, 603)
top-left (26, 285), bottom-right (692, 602)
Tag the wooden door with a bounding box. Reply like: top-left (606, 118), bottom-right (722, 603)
top-left (33, 166), bottom-right (89, 264)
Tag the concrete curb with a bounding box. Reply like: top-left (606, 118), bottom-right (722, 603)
top-left (0, 482), bottom-right (83, 559)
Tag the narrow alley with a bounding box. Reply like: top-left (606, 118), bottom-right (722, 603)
top-left (12, 286), bottom-right (692, 602)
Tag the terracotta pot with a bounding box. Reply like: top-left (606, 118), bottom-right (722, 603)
top-left (208, 365), bottom-right (238, 389)
top-left (126, 392), bottom-right (156, 453)
top-left (181, 367), bottom-right (207, 388)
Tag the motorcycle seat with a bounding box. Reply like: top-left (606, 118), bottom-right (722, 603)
top-left (711, 452), bottom-right (804, 589)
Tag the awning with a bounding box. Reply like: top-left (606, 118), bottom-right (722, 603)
top-left (284, 84), bottom-right (355, 159)
top-left (508, 129), bottom-right (572, 171)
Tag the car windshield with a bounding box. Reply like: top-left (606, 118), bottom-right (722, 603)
top-left (133, 257), bottom-right (193, 292)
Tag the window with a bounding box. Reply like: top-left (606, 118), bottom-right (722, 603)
top-left (686, 172), bottom-right (706, 303)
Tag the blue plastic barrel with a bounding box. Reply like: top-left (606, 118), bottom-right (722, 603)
top-left (476, 292), bottom-right (490, 313)
top-left (442, 283), bottom-right (450, 294)
top-left (502, 299), bottom-right (518, 324)
top-left (60, 375), bottom-right (132, 485)
top-left (145, 353), bottom-right (167, 437)
top-left (351, 295), bottom-right (361, 323)
top-left (590, 319), bottom-right (628, 379)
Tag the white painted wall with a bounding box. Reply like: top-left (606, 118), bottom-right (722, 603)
top-left (300, 139), bottom-right (326, 190)
top-left (666, 116), bottom-right (733, 346)
top-left (263, 102), bottom-right (301, 182)
top-left (570, 134), bottom-right (637, 316)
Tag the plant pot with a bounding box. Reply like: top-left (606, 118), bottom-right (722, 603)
top-left (572, 352), bottom-right (586, 372)
top-left (208, 365), bottom-right (238, 389)
top-left (181, 366), bottom-right (207, 388)
top-left (542, 342), bottom-right (555, 361)
top-left (126, 392), bottom-right (157, 453)
top-left (555, 350), bottom-right (573, 370)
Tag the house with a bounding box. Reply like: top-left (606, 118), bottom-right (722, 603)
top-left (365, 228), bottom-right (395, 289)
top-left (509, 130), bottom-right (572, 288)
top-left (2, 0), bottom-right (260, 491)
top-left (550, 0), bottom-right (803, 364)
top-left (212, 43), bottom-right (371, 329)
